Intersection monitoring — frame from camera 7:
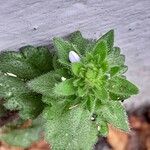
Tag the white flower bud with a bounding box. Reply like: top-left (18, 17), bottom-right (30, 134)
top-left (69, 51), bottom-right (80, 63)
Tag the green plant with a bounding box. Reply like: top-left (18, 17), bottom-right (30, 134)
top-left (0, 30), bottom-right (139, 150)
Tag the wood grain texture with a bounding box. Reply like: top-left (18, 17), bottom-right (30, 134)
top-left (0, 0), bottom-right (150, 109)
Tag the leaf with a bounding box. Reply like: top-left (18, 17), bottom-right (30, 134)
top-left (109, 66), bottom-right (128, 76)
top-left (108, 54), bottom-right (125, 67)
top-left (20, 46), bottom-right (54, 73)
top-left (109, 92), bottom-right (130, 101)
top-left (42, 95), bottom-right (63, 105)
top-left (0, 73), bottom-right (29, 99)
top-left (28, 71), bottom-right (62, 97)
top-left (52, 53), bottom-right (62, 70)
top-left (0, 46), bottom-right (53, 80)
top-left (4, 93), bottom-right (43, 120)
top-left (96, 118), bottom-right (108, 137)
top-left (110, 66), bottom-right (121, 76)
top-left (54, 79), bottom-right (76, 96)
top-left (108, 76), bottom-right (139, 96)
top-left (97, 30), bottom-right (114, 53)
top-left (94, 86), bottom-right (109, 102)
top-left (68, 31), bottom-right (88, 54)
top-left (92, 40), bottom-right (107, 63)
top-left (107, 47), bottom-right (125, 67)
top-left (99, 121), bottom-right (108, 136)
top-left (43, 105), bottom-right (97, 150)
top-left (53, 37), bottom-right (73, 64)
top-left (108, 47), bottom-right (120, 58)
top-left (0, 117), bottom-right (44, 147)
top-left (18, 93), bottom-right (43, 119)
top-left (71, 62), bottom-right (82, 76)
top-left (100, 101), bottom-right (129, 131)
top-left (0, 73), bottom-right (44, 119)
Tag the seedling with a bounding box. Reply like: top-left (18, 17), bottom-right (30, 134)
top-left (0, 30), bottom-right (139, 150)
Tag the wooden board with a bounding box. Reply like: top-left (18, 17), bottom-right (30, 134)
top-left (0, 0), bottom-right (150, 109)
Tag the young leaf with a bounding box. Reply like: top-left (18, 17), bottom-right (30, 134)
top-left (107, 47), bottom-right (125, 67)
top-left (68, 31), bottom-right (88, 54)
top-left (108, 54), bottom-right (125, 67)
top-left (110, 66), bottom-right (128, 76)
top-left (53, 37), bottom-right (73, 64)
top-left (94, 86), bottom-right (109, 102)
top-left (43, 105), bottom-right (97, 150)
top-left (108, 76), bottom-right (139, 96)
top-left (92, 40), bottom-right (107, 63)
top-left (108, 47), bottom-right (120, 58)
top-left (100, 101), bottom-right (129, 132)
top-left (71, 62), bottom-right (83, 76)
top-left (54, 78), bottom-right (76, 96)
top-left (97, 30), bottom-right (114, 53)
top-left (109, 92), bottom-right (130, 101)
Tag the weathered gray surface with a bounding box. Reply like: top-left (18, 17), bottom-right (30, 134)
top-left (0, 0), bottom-right (150, 109)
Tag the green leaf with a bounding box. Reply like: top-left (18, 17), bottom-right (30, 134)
top-left (71, 62), bottom-right (82, 76)
top-left (110, 66), bottom-right (121, 76)
top-left (117, 65), bottom-right (128, 75)
top-left (97, 30), bottom-right (114, 53)
top-left (109, 66), bottom-right (128, 76)
top-left (53, 37), bottom-right (73, 64)
top-left (43, 105), bottom-right (97, 150)
top-left (0, 73), bottom-right (44, 119)
top-left (96, 118), bottom-right (108, 137)
top-left (94, 86), bottom-right (109, 102)
top-left (99, 121), bottom-right (108, 137)
top-left (108, 54), bottom-right (125, 67)
top-left (92, 40), bottom-right (107, 63)
top-left (54, 79), bottom-right (76, 96)
top-left (100, 101), bottom-right (129, 132)
top-left (109, 92), bottom-right (130, 101)
top-left (108, 47), bottom-right (120, 58)
top-left (0, 46), bottom-right (53, 80)
top-left (107, 47), bottom-right (125, 67)
top-left (4, 93), bottom-right (43, 120)
top-left (20, 46), bottom-right (53, 73)
top-left (0, 117), bottom-right (44, 147)
top-left (28, 71), bottom-right (62, 97)
top-left (0, 73), bottom-right (29, 99)
top-left (42, 95), bottom-right (62, 105)
top-left (108, 76), bottom-right (139, 96)
top-left (52, 53), bottom-right (62, 70)
top-left (68, 31), bottom-right (88, 54)
top-left (18, 93), bottom-right (43, 119)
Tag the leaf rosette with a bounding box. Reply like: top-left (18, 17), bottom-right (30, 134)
top-left (0, 30), bottom-right (139, 150)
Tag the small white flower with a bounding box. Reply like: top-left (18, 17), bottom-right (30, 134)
top-left (61, 76), bottom-right (66, 81)
top-left (69, 51), bottom-right (80, 63)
